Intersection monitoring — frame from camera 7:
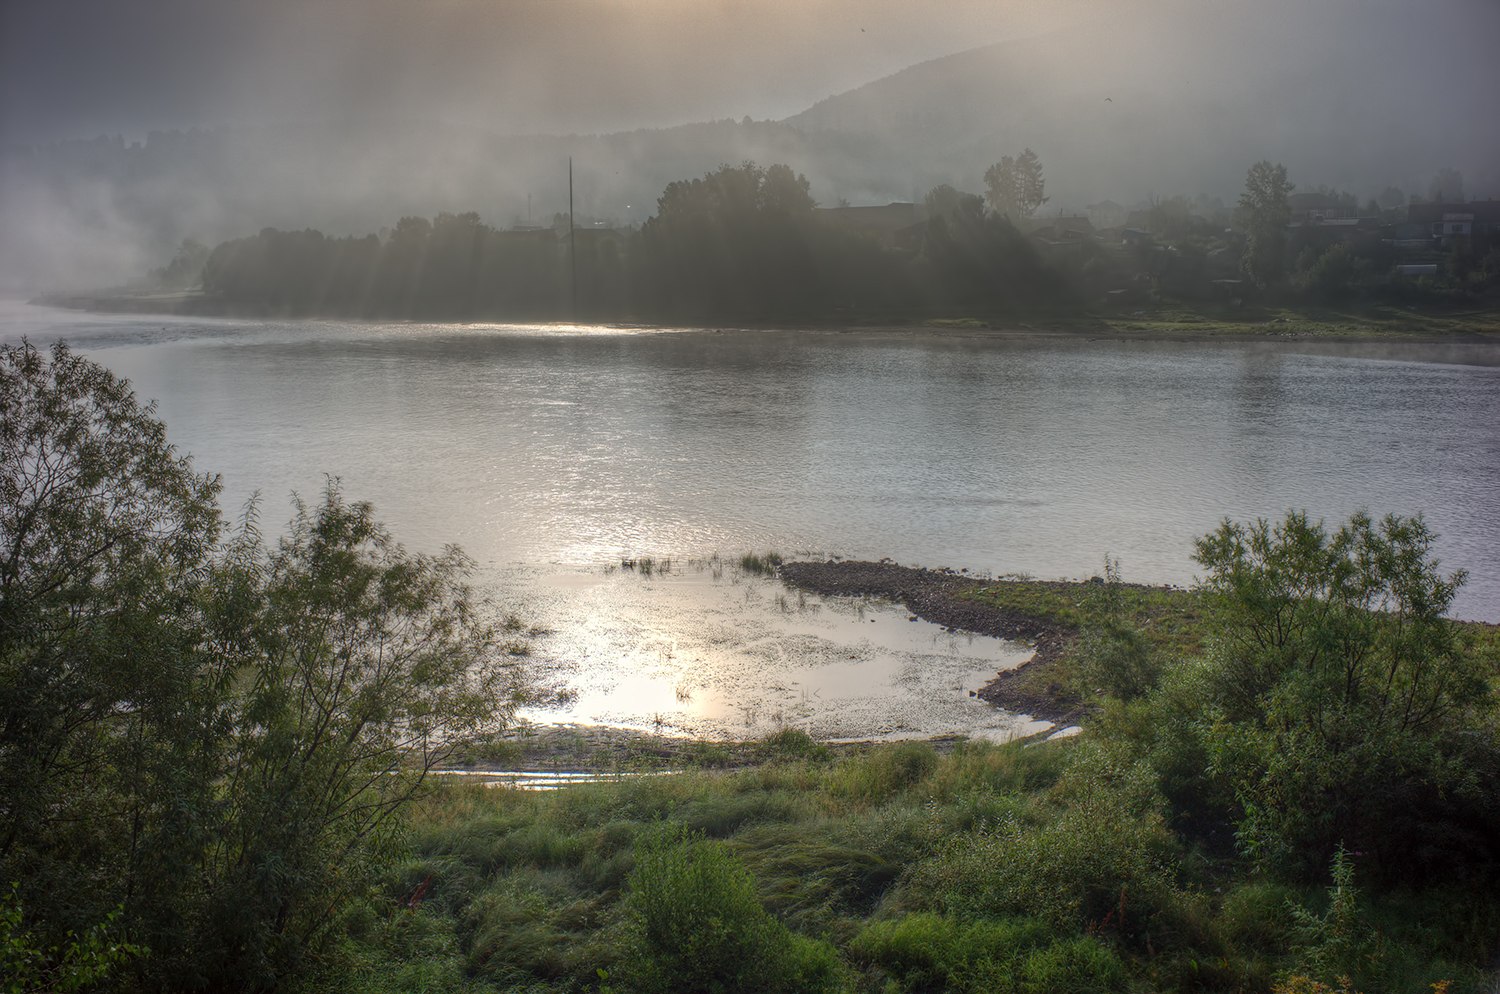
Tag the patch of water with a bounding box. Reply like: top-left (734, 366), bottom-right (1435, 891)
top-left (504, 561), bottom-right (1043, 741)
top-left (428, 769), bottom-right (675, 790)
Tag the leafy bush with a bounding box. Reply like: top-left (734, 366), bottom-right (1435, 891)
top-left (619, 829), bottom-right (847, 994)
top-left (850, 912), bottom-right (1050, 993)
top-left (1215, 880), bottom-right (1300, 955)
top-left (1018, 936), bottom-right (1129, 994)
top-left (1193, 511), bottom-right (1495, 880)
top-left (1, 342), bottom-right (528, 992)
top-left (1072, 622), bottom-right (1162, 701)
top-left (0, 886), bottom-right (140, 994)
top-left (756, 728), bottom-right (830, 763)
top-left (911, 749), bottom-right (1181, 943)
top-left (829, 743), bottom-right (938, 803)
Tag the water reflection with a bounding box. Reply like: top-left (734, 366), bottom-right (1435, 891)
top-left (4, 303), bottom-right (1497, 629)
top-left (507, 563), bottom-right (1042, 741)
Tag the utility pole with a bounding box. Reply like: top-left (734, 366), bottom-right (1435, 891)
top-left (569, 157), bottom-right (577, 319)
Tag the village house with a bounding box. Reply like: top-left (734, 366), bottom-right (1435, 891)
top-left (1407, 200), bottom-right (1500, 246)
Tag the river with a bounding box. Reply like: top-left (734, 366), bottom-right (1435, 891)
top-left (5, 302), bottom-right (1498, 738)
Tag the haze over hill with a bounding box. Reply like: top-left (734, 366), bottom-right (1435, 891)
top-left (785, 2), bottom-right (1500, 206)
top-left (1, 0), bottom-right (1495, 291)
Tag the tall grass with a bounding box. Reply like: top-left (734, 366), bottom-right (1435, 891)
top-left (341, 731), bottom-right (1496, 994)
top-left (739, 551), bottom-right (784, 576)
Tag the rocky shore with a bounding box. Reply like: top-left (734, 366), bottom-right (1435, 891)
top-left (777, 560), bottom-right (1084, 723)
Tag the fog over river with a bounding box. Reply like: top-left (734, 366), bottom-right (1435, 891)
top-left (6, 302), bottom-right (1497, 738)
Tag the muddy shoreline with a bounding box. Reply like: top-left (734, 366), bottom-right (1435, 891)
top-left (777, 560), bottom-right (1084, 724)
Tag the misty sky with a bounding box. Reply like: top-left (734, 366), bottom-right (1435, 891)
top-left (3, 0), bottom-right (1496, 292)
top-left (2, 0), bottom-right (1103, 143)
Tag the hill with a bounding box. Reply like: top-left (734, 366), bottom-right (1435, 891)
top-left (782, 2), bottom-right (1500, 206)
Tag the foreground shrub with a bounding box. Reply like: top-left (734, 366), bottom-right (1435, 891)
top-left (1, 342), bottom-right (527, 992)
top-left (1018, 936), bottom-right (1129, 994)
top-left (756, 727), bottom-right (831, 763)
top-left (829, 742), bottom-right (939, 803)
top-left (1194, 511), bottom-right (1496, 881)
top-left (850, 912), bottom-right (1050, 993)
top-left (619, 829), bottom-right (847, 994)
top-left (910, 747), bottom-right (1182, 945)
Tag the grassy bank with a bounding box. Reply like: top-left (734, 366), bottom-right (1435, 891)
top-left (333, 730), bottom-right (1497, 994)
top-left (961, 575), bottom-right (1500, 718)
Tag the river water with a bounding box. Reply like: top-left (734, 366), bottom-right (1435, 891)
top-left (5, 303), bottom-right (1498, 737)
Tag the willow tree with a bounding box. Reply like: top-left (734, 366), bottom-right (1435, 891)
top-left (1, 341), bottom-right (526, 991)
top-left (1193, 510), bottom-right (1494, 879)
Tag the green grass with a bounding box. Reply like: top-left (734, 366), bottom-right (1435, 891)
top-left (965, 578), bottom-right (1204, 644)
top-left (336, 729), bottom-right (1498, 993)
top-left (959, 578), bottom-right (1208, 705)
top-left (332, 568), bottom-right (1500, 994)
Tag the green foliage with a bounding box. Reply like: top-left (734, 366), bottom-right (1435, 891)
top-left (1017, 936), bottom-right (1129, 994)
top-left (1287, 849), bottom-right (1368, 983)
top-left (620, 829), bottom-right (847, 994)
top-left (638, 162), bottom-right (837, 317)
top-left (385, 714), bottom-right (1500, 994)
top-left (735, 822), bottom-right (901, 928)
top-left (1072, 557), bottom-right (1164, 701)
top-left (850, 913), bottom-right (1051, 993)
top-left (912, 746), bottom-right (1181, 942)
top-left (1, 340), bottom-right (222, 974)
top-left (828, 742), bottom-right (938, 803)
top-left (984, 149), bottom-right (1049, 219)
top-left (1, 343), bottom-right (526, 992)
top-left (1, 886), bottom-right (141, 994)
top-left (1215, 879), bottom-right (1300, 955)
top-left (1193, 511), bottom-right (1494, 878)
top-left (1237, 160), bottom-right (1294, 287)
top-left (755, 727), bottom-right (830, 762)
top-left (918, 189), bottom-right (1054, 305)
top-left (321, 899), bottom-right (475, 994)
top-left (1293, 243), bottom-right (1373, 301)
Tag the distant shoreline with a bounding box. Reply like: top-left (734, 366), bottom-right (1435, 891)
top-left (25, 288), bottom-right (1500, 344)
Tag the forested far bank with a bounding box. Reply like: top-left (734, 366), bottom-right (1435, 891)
top-left (121, 158), bottom-right (1500, 325)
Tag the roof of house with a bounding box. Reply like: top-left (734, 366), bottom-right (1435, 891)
top-left (1408, 200), bottom-right (1500, 224)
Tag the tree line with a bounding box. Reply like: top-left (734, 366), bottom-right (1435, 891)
top-left (188, 155), bottom-right (1499, 322)
top-left (195, 159), bottom-right (1087, 321)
